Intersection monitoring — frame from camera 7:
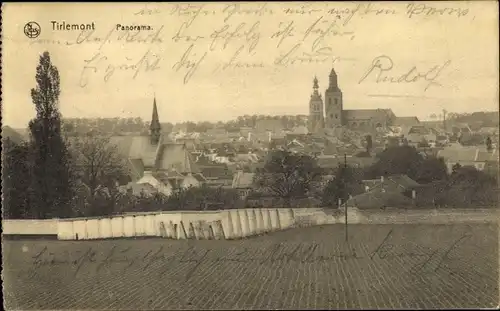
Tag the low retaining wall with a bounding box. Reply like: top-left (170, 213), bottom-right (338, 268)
top-left (3, 208), bottom-right (497, 241)
top-left (53, 208), bottom-right (296, 241)
top-left (2, 219), bottom-right (58, 236)
top-left (293, 208), bottom-right (498, 226)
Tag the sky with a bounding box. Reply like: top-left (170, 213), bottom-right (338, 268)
top-left (2, 2), bottom-right (499, 129)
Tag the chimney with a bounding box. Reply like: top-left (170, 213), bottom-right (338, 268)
top-left (412, 189), bottom-right (416, 199)
top-left (380, 176), bottom-right (384, 182)
top-left (365, 185), bottom-right (370, 192)
top-left (248, 132), bottom-right (252, 141)
top-left (268, 131), bottom-right (272, 142)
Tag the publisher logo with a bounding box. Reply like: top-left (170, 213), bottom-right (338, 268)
top-left (24, 22), bottom-right (41, 39)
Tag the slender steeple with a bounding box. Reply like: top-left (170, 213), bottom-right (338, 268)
top-left (150, 96), bottom-right (161, 145)
top-left (313, 76), bottom-right (319, 95)
top-left (328, 67), bottom-right (338, 90)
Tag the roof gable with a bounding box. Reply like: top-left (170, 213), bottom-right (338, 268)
top-left (156, 143), bottom-right (199, 173)
top-left (343, 109), bottom-right (395, 120)
top-left (232, 171), bottom-right (255, 188)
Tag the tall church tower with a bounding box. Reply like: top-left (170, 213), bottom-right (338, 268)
top-left (308, 76), bottom-right (324, 133)
top-left (150, 96), bottom-right (162, 145)
top-left (324, 68), bottom-right (343, 128)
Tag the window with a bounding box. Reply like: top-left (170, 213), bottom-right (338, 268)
top-left (335, 114), bottom-right (338, 119)
top-left (335, 98), bottom-right (338, 105)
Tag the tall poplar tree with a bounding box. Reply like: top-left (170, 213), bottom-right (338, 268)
top-left (28, 51), bottom-right (73, 218)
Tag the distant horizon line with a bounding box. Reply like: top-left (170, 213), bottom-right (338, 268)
top-left (4, 109), bottom-right (499, 131)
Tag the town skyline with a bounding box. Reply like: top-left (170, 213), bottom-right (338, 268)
top-left (2, 2), bottom-right (498, 128)
top-left (3, 66), bottom-right (498, 129)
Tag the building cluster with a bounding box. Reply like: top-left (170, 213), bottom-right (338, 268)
top-left (3, 68), bottom-right (497, 208)
top-left (100, 68), bottom-right (497, 203)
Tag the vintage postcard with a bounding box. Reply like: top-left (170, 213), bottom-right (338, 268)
top-left (1, 1), bottom-right (499, 310)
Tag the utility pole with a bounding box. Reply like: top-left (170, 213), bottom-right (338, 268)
top-left (442, 109), bottom-right (447, 132)
top-left (344, 153), bottom-right (348, 242)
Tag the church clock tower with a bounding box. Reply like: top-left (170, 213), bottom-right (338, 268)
top-left (324, 68), bottom-right (343, 128)
top-left (308, 76), bottom-right (324, 134)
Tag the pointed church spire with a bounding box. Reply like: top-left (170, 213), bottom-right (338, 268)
top-left (150, 96), bottom-right (161, 145)
top-left (312, 76), bottom-right (319, 95)
top-left (328, 67), bottom-right (338, 90)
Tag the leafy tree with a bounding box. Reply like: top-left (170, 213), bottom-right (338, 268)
top-left (321, 165), bottom-right (364, 207)
top-left (365, 135), bottom-right (373, 154)
top-left (415, 156), bottom-right (448, 183)
top-left (165, 185), bottom-right (243, 211)
top-left (366, 145), bottom-right (447, 184)
top-left (486, 136), bottom-right (493, 152)
top-left (70, 134), bottom-right (129, 200)
top-left (2, 139), bottom-right (32, 219)
top-left (254, 150), bottom-right (321, 207)
top-left (445, 166), bottom-right (498, 207)
top-left (28, 51), bottom-right (74, 218)
top-left (451, 163), bottom-right (462, 175)
top-left (365, 145), bottom-right (423, 180)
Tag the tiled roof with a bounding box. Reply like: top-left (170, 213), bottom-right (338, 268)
top-left (255, 119), bottom-right (285, 132)
top-left (363, 175), bottom-right (420, 192)
top-left (199, 165), bottom-right (233, 179)
top-left (343, 109), bottom-right (395, 120)
top-left (108, 135), bottom-right (199, 176)
top-left (233, 153), bottom-right (260, 163)
top-left (128, 158), bottom-right (145, 180)
top-left (232, 171), bottom-right (255, 188)
top-left (394, 116), bottom-right (420, 127)
top-left (437, 147), bottom-right (498, 163)
top-left (192, 173), bottom-right (207, 182)
top-left (109, 135), bottom-right (158, 167)
top-left (476, 149), bottom-right (498, 162)
top-left (405, 125), bottom-right (431, 136)
top-left (156, 143), bottom-right (199, 173)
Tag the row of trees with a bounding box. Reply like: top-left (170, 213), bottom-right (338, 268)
top-left (62, 114), bottom-right (309, 135)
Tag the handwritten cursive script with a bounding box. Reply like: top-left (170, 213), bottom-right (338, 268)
top-left (370, 229), bottom-right (472, 274)
top-left (172, 44), bottom-right (208, 84)
top-left (79, 50), bottom-right (161, 87)
top-left (27, 229), bottom-right (473, 281)
top-left (358, 55), bottom-right (451, 91)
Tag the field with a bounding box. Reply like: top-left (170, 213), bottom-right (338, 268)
top-left (3, 224), bottom-right (498, 310)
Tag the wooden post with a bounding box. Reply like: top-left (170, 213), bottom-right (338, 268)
top-left (344, 153), bottom-right (348, 242)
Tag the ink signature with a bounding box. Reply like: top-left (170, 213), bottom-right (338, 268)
top-left (358, 55), bottom-right (452, 91)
